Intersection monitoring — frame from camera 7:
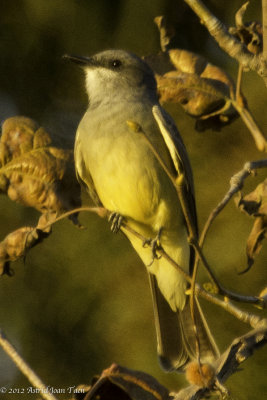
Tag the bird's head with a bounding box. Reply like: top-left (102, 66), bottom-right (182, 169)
top-left (63, 49), bottom-right (157, 104)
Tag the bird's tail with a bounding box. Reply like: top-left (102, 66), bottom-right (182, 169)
top-left (148, 274), bottom-right (219, 371)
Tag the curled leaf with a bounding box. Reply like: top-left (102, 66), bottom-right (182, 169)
top-left (84, 363), bottom-right (169, 400)
top-left (259, 287), bottom-right (267, 308)
top-left (144, 48), bottom-right (238, 131)
top-left (154, 15), bottom-right (175, 52)
top-left (236, 178), bottom-right (267, 217)
top-left (229, 2), bottom-right (263, 56)
top-left (0, 223), bottom-right (51, 276)
top-left (236, 179), bottom-right (267, 271)
top-left (0, 116), bottom-right (81, 222)
top-left (245, 218), bottom-right (267, 273)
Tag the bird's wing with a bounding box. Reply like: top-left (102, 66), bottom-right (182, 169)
top-left (152, 105), bottom-right (198, 241)
top-left (151, 106), bottom-right (220, 370)
top-left (74, 134), bottom-right (102, 206)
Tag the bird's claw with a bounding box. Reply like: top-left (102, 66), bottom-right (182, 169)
top-left (143, 228), bottom-right (163, 266)
top-left (109, 212), bottom-right (123, 233)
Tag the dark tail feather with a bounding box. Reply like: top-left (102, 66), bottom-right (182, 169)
top-left (148, 273), bottom-right (219, 371)
top-left (148, 274), bottom-right (188, 371)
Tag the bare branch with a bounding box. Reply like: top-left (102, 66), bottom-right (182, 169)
top-left (199, 159), bottom-right (267, 250)
top-left (0, 330), bottom-right (59, 400)
top-left (195, 286), bottom-right (262, 328)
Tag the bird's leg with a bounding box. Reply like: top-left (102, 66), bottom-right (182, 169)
top-left (143, 227), bottom-right (163, 266)
top-left (108, 212), bottom-right (124, 233)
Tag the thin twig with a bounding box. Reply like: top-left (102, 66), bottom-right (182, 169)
top-left (194, 160), bottom-right (267, 301)
top-left (199, 159), bottom-right (267, 250)
top-left (195, 286), bottom-right (262, 328)
top-left (0, 330), bottom-right (58, 400)
top-left (232, 100), bottom-right (267, 152)
top-left (40, 206), bottom-right (108, 231)
top-left (236, 64), bottom-right (244, 102)
top-left (120, 221), bottom-right (264, 311)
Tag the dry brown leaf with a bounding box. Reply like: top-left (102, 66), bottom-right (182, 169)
top-left (0, 211), bottom-right (60, 276)
top-left (245, 217), bottom-right (267, 272)
top-left (83, 363), bottom-right (170, 400)
top-left (229, 2), bottom-right (262, 56)
top-left (154, 16), bottom-right (175, 52)
top-left (0, 117), bottom-right (81, 275)
top-left (0, 224), bottom-right (51, 276)
top-left (259, 287), bottom-right (267, 308)
top-left (144, 49), bottom-right (238, 131)
top-left (0, 116), bottom-right (81, 221)
top-left (236, 179), bottom-right (267, 272)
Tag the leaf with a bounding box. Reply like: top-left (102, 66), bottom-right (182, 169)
top-left (84, 364), bottom-right (170, 400)
top-left (229, 2), bottom-right (262, 56)
top-left (0, 213), bottom-right (53, 276)
top-left (259, 287), bottom-right (267, 308)
top-left (144, 48), bottom-right (238, 131)
top-left (245, 217), bottom-right (267, 272)
top-left (238, 178), bottom-right (267, 217)
top-left (0, 116), bottom-right (81, 222)
top-left (154, 16), bottom-right (175, 52)
top-left (236, 179), bottom-right (267, 271)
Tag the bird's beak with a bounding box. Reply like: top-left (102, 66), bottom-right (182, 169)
top-left (62, 54), bottom-right (95, 66)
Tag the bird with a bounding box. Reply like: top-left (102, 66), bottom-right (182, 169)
top-left (64, 49), bottom-right (219, 371)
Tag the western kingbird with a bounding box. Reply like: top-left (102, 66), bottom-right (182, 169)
top-left (65, 49), bottom-right (219, 371)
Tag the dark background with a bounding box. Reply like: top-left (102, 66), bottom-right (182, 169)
top-left (0, 1), bottom-right (266, 399)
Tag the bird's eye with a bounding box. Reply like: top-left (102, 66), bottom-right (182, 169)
top-left (111, 59), bottom-right (122, 68)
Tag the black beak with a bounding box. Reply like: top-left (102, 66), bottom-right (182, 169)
top-left (62, 54), bottom-right (95, 66)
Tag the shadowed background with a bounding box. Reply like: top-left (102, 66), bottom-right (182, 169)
top-left (0, 0), bottom-right (266, 399)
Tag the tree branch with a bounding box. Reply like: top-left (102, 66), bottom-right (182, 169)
top-left (183, 0), bottom-right (267, 85)
top-left (0, 330), bottom-right (59, 400)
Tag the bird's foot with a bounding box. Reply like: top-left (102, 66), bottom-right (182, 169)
top-left (109, 212), bottom-right (123, 233)
top-left (143, 228), bottom-right (163, 266)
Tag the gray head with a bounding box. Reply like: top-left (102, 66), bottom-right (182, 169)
top-left (64, 49), bottom-right (157, 105)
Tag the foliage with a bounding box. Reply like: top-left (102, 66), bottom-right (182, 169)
top-left (0, 116), bottom-right (81, 275)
